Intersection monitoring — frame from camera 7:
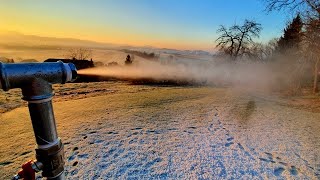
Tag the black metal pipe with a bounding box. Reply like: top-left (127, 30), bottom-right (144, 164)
top-left (0, 62), bottom-right (77, 179)
top-left (0, 62), bottom-right (76, 91)
top-left (28, 99), bottom-right (58, 145)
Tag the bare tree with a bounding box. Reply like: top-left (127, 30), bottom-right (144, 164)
top-left (265, 38), bottom-right (279, 58)
top-left (216, 19), bottom-right (262, 60)
top-left (304, 18), bottom-right (320, 93)
top-left (216, 25), bottom-right (237, 58)
top-left (65, 48), bottom-right (92, 60)
top-left (232, 20), bottom-right (262, 59)
top-left (247, 43), bottom-right (267, 61)
top-left (265, 0), bottom-right (320, 16)
top-left (246, 39), bottom-right (278, 61)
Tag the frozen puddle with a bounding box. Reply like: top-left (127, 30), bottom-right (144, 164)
top-left (64, 111), bottom-right (318, 179)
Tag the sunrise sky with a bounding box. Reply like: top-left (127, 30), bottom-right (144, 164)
top-left (0, 0), bottom-right (289, 51)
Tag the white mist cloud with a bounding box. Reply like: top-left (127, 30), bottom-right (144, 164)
top-left (78, 56), bottom-right (305, 93)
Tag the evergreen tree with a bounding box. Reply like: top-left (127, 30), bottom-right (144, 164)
top-left (277, 14), bottom-right (303, 53)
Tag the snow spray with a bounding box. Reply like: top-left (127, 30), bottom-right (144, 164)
top-left (77, 57), bottom-right (306, 92)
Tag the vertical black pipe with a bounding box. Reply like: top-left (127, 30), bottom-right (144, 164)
top-left (22, 81), bottom-right (65, 179)
top-left (28, 101), bottom-right (58, 145)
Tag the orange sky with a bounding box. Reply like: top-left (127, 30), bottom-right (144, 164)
top-left (0, 0), bottom-right (286, 51)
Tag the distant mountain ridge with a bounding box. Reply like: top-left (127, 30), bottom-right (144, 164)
top-left (0, 31), bottom-right (118, 49)
top-left (0, 31), bottom-right (212, 56)
top-left (123, 47), bottom-right (212, 56)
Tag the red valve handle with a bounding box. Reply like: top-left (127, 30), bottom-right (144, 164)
top-left (16, 160), bottom-right (36, 180)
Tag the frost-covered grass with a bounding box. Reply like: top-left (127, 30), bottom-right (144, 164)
top-left (0, 82), bottom-right (319, 179)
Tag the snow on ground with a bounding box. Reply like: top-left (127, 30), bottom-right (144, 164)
top-left (0, 83), bottom-right (319, 179)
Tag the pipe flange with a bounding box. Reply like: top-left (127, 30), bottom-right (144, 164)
top-left (35, 138), bottom-right (65, 178)
top-left (68, 63), bottom-right (78, 82)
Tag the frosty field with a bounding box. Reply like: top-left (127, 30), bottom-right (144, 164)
top-left (0, 82), bottom-right (319, 179)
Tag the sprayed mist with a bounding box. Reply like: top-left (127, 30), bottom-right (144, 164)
top-left (78, 56), bottom-right (307, 93)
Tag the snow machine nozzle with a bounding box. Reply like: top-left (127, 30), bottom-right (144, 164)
top-left (0, 62), bottom-right (77, 180)
top-left (0, 61), bottom-right (77, 91)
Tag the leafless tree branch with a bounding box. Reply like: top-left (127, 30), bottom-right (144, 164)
top-left (65, 48), bottom-right (93, 60)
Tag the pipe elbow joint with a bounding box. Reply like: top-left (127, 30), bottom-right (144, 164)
top-left (0, 62), bottom-right (77, 91)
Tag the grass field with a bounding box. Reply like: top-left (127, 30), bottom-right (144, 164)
top-left (0, 82), bottom-right (319, 179)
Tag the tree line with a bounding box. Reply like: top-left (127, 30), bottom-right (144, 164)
top-left (122, 49), bottom-right (159, 60)
top-left (215, 0), bottom-right (320, 94)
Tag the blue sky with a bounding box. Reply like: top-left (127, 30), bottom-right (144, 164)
top-left (0, 0), bottom-right (291, 50)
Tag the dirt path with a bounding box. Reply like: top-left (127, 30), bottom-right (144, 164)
top-left (0, 84), bottom-right (319, 179)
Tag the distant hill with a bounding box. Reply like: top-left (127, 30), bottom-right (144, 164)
top-left (20, 59), bottom-right (38, 63)
top-left (0, 57), bottom-right (14, 63)
top-left (0, 31), bottom-right (119, 50)
top-left (123, 47), bottom-right (212, 57)
top-left (0, 31), bottom-right (212, 56)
